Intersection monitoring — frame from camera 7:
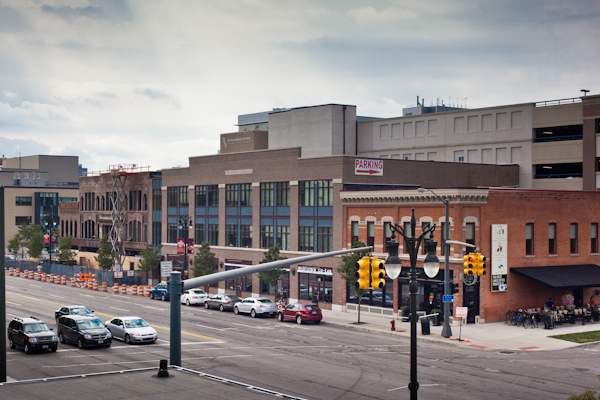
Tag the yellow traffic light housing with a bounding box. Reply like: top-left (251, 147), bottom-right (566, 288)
top-left (474, 253), bottom-right (487, 276)
top-left (463, 253), bottom-right (475, 276)
top-left (355, 256), bottom-right (370, 289)
top-left (371, 258), bottom-right (386, 289)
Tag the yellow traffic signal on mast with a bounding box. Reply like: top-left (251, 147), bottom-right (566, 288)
top-left (474, 253), bottom-right (487, 276)
top-left (463, 253), bottom-right (475, 276)
top-left (355, 256), bottom-right (370, 289)
top-left (371, 258), bottom-right (386, 289)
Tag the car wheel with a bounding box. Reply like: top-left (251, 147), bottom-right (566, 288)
top-left (314, 320), bottom-right (321, 325)
top-left (277, 313), bottom-right (283, 322)
top-left (125, 334), bottom-right (131, 344)
top-left (234, 306), bottom-right (239, 315)
top-left (296, 315), bottom-right (303, 325)
top-left (77, 338), bottom-right (84, 349)
top-left (150, 292), bottom-right (155, 300)
top-left (24, 344), bottom-right (31, 354)
top-left (8, 337), bottom-right (15, 349)
top-left (186, 299), bottom-right (191, 306)
top-left (204, 302), bottom-right (209, 309)
top-left (104, 344), bottom-right (111, 348)
top-left (251, 309), bottom-right (256, 318)
top-left (161, 294), bottom-right (166, 302)
top-left (219, 304), bottom-right (225, 312)
top-left (58, 332), bottom-right (65, 343)
top-left (51, 346), bottom-right (57, 352)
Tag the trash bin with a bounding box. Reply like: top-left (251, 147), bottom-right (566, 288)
top-left (420, 317), bottom-right (430, 335)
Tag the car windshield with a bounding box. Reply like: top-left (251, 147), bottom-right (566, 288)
top-left (71, 307), bottom-right (92, 315)
top-left (258, 299), bottom-right (274, 304)
top-left (77, 319), bottom-right (105, 330)
top-left (23, 323), bottom-right (51, 333)
top-left (305, 305), bottom-right (320, 311)
top-left (124, 319), bottom-right (149, 328)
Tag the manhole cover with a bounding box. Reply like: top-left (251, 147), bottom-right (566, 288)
top-left (575, 368), bottom-right (590, 372)
top-left (498, 351), bottom-right (516, 354)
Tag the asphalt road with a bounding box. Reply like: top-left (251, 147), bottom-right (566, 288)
top-left (5, 275), bottom-right (600, 399)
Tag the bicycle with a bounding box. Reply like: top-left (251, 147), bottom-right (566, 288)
top-left (523, 313), bottom-right (538, 329)
top-left (511, 311), bottom-right (525, 326)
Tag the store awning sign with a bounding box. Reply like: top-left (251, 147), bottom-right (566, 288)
top-left (297, 266), bottom-right (332, 276)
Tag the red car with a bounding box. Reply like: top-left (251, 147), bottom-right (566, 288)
top-left (277, 303), bottom-right (322, 325)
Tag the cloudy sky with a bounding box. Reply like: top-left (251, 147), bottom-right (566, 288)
top-left (1, 0), bottom-right (598, 172)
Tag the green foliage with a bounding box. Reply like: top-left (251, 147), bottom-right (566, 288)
top-left (192, 242), bottom-right (217, 278)
top-left (7, 233), bottom-right (23, 257)
top-left (57, 236), bottom-right (75, 263)
top-left (18, 224), bottom-right (43, 242)
top-left (336, 241), bottom-right (370, 298)
top-left (95, 234), bottom-right (116, 270)
top-left (138, 244), bottom-right (162, 273)
top-left (568, 389), bottom-right (600, 400)
top-left (28, 232), bottom-right (44, 259)
top-left (257, 244), bottom-right (287, 287)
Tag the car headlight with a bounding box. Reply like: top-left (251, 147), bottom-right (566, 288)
top-left (29, 338), bottom-right (38, 343)
top-left (84, 334), bottom-right (93, 339)
top-left (106, 332), bottom-right (112, 338)
top-left (51, 335), bottom-right (57, 341)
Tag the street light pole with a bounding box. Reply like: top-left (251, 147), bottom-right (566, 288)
top-left (178, 216), bottom-right (192, 279)
top-left (417, 188), bottom-right (452, 338)
top-left (45, 215), bottom-right (56, 263)
top-left (385, 208), bottom-right (439, 400)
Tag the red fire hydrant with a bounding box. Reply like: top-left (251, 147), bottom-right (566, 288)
top-left (390, 319), bottom-right (396, 331)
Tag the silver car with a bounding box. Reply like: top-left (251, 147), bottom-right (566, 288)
top-left (105, 316), bottom-right (157, 344)
top-left (234, 297), bottom-right (278, 318)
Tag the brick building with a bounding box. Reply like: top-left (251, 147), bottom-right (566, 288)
top-left (342, 187), bottom-right (600, 323)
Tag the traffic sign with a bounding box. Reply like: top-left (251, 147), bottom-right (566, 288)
top-left (443, 295), bottom-right (454, 303)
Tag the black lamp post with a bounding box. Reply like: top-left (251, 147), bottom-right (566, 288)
top-left (178, 216), bottom-right (192, 278)
top-left (385, 208), bottom-right (440, 400)
top-left (44, 215), bottom-right (57, 263)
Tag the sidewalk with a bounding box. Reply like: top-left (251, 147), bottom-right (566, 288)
top-left (321, 309), bottom-right (600, 351)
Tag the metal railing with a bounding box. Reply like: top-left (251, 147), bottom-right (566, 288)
top-left (535, 97), bottom-right (582, 107)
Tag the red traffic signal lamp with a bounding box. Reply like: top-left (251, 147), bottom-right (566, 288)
top-left (371, 258), bottom-right (386, 289)
top-left (355, 256), bottom-right (370, 289)
top-left (463, 253), bottom-right (475, 276)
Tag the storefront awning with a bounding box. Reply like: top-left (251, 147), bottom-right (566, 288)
top-left (511, 264), bottom-right (600, 290)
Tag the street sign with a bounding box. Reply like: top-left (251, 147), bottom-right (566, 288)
top-left (161, 261), bottom-right (173, 277)
top-left (455, 307), bottom-right (468, 318)
top-left (443, 295), bottom-right (454, 303)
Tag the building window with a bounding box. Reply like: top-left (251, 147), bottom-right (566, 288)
top-left (167, 187), bottom-right (187, 207)
top-left (226, 224), bottom-right (238, 247)
top-left (15, 196), bottom-right (32, 206)
top-left (549, 223), bottom-right (557, 255)
top-left (571, 223), bottom-right (578, 254)
top-left (299, 181), bottom-right (314, 206)
top-left (276, 226), bottom-right (290, 251)
top-left (207, 185), bottom-right (219, 207)
top-left (167, 222), bottom-right (178, 243)
top-left (298, 271), bottom-right (333, 304)
top-left (207, 223), bottom-right (218, 246)
top-left (466, 223), bottom-right (475, 247)
top-left (276, 182), bottom-right (290, 206)
top-left (351, 221), bottom-right (359, 245)
top-left (383, 222), bottom-right (392, 252)
top-left (195, 186), bottom-right (207, 206)
top-left (153, 188), bottom-right (161, 211)
top-left (317, 180), bottom-right (333, 206)
top-left (526, 223), bottom-right (534, 255)
top-left (260, 183), bottom-right (274, 207)
top-left (16, 216), bottom-right (32, 225)
top-left (367, 222), bottom-right (375, 247)
top-left (592, 223), bottom-right (599, 254)
top-left (403, 222), bottom-right (412, 254)
top-left (421, 222), bottom-right (431, 255)
top-left (317, 227), bottom-right (332, 252)
top-left (226, 184), bottom-right (251, 207)
top-left (195, 222), bottom-right (205, 244)
top-left (260, 270), bottom-right (289, 296)
top-left (260, 225), bottom-right (274, 249)
top-left (240, 224), bottom-right (252, 248)
top-left (240, 184), bottom-right (252, 206)
top-left (299, 226), bottom-right (314, 252)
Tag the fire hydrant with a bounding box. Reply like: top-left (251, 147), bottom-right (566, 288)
top-left (390, 319), bottom-right (396, 331)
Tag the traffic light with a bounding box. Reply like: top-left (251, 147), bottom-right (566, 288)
top-left (474, 253), bottom-right (487, 276)
top-left (463, 253), bottom-right (475, 276)
top-left (450, 282), bottom-right (459, 294)
top-left (371, 258), bottom-right (386, 289)
top-left (355, 256), bottom-right (370, 289)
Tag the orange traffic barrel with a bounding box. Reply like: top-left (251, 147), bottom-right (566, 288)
top-left (101, 282), bottom-right (107, 292)
top-left (49, 274), bottom-right (54, 283)
top-left (70, 278), bottom-right (76, 287)
top-left (121, 284), bottom-right (127, 294)
top-left (23, 270), bottom-right (28, 278)
top-left (42, 272), bottom-right (47, 282)
top-left (8, 267), bottom-right (13, 276)
top-left (138, 286), bottom-right (144, 296)
top-left (113, 283), bottom-right (119, 293)
top-left (131, 285), bottom-right (137, 295)
top-left (61, 275), bottom-right (67, 285)
top-left (15, 268), bottom-right (20, 277)
top-left (92, 280), bottom-right (98, 290)
top-left (36, 272), bottom-right (41, 281)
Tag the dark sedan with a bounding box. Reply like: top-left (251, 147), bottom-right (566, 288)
top-left (204, 294), bottom-right (242, 312)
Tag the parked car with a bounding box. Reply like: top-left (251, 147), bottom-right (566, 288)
top-left (234, 297), bottom-right (278, 318)
top-left (181, 288), bottom-right (209, 306)
top-left (150, 282), bottom-right (169, 301)
top-left (105, 316), bottom-right (157, 344)
top-left (7, 316), bottom-right (58, 354)
top-left (204, 294), bottom-right (242, 312)
top-left (55, 305), bottom-right (96, 323)
top-left (277, 303), bottom-right (322, 325)
top-left (57, 315), bottom-right (112, 349)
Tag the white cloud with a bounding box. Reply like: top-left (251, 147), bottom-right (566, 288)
top-left (3, 90), bottom-right (16, 98)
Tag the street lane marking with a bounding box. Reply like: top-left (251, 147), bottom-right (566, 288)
top-left (195, 324), bottom-right (227, 331)
top-left (109, 307), bottom-right (129, 312)
top-left (7, 301), bottom-right (21, 306)
top-left (48, 294), bottom-right (65, 299)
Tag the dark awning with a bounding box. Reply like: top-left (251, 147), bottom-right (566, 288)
top-left (511, 264), bottom-right (600, 290)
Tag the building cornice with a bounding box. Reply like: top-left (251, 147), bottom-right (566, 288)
top-left (340, 188), bottom-right (489, 206)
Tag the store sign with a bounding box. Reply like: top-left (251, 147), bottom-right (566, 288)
top-left (297, 266), bottom-right (332, 276)
top-left (491, 224), bottom-right (508, 292)
top-left (355, 159), bottom-right (383, 176)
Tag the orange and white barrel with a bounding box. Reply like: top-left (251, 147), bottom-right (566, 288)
top-left (15, 268), bottom-right (20, 277)
top-left (70, 278), bottom-right (76, 287)
top-left (137, 286), bottom-right (143, 296)
top-left (8, 267), bottom-right (13, 276)
top-left (42, 272), bottom-right (47, 282)
top-left (121, 284), bottom-right (127, 294)
top-left (113, 283), bottom-right (119, 293)
top-left (23, 270), bottom-right (28, 278)
top-left (131, 285), bottom-right (137, 295)
top-left (61, 275), bottom-right (67, 285)
top-left (145, 286), bottom-right (150, 297)
top-left (35, 272), bottom-right (40, 281)
top-left (49, 274), bottom-right (54, 283)
top-left (90, 280), bottom-right (96, 290)
top-left (29, 270), bottom-right (34, 279)
top-left (55, 275), bottom-right (61, 284)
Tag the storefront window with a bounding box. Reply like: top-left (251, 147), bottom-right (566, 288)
top-left (225, 263), bottom-right (253, 294)
top-left (297, 266), bottom-right (333, 304)
top-left (260, 270), bottom-right (289, 298)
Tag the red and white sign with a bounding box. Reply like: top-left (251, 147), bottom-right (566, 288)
top-left (455, 307), bottom-right (468, 318)
top-left (177, 238), bottom-right (185, 254)
top-left (355, 159), bottom-right (383, 176)
top-left (43, 232), bottom-right (50, 245)
top-left (187, 238), bottom-right (194, 254)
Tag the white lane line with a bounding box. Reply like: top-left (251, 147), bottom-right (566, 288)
top-left (232, 322), bottom-right (269, 330)
top-left (29, 284), bottom-right (41, 287)
top-left (78, 294), bottom-right (97, 298)
top-left (48, 294), bottom-right (65, 299)
top-left (6, 285), bottom-right (15, 288)
top-left (195, 324), bottom-right (226, 331)
top-left (109, 307), bottom-right (129, 312)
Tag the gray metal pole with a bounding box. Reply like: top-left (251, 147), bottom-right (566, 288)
top-left (169, 271), bottom-right (182, 366)
top-left (441, 198), bottom-right (452, 338)
top-left (0, 187), bottom-right (6, 382)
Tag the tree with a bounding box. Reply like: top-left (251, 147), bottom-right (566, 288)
top-left (28, 232), bottom-right (45, 260)
top-left (19, 224), bottom-right (43, 243)
top-left (57, 236), bottom-right (75, 264)
top-left (257, 244), bottom-right (287, 298)
top-left (192, 242), bottom-right (217, 280)
top-left (336, 240), bottom-right (370, 323)
top-left (138, 244), bottom-right (162, 273)
top-left (7, 233), bottom-right (23, 257)
top-left (95, 234), bottom-right (116, 270)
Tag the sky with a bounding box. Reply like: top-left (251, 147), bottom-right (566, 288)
top-left (0, 0), bottom-right (599, 172)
